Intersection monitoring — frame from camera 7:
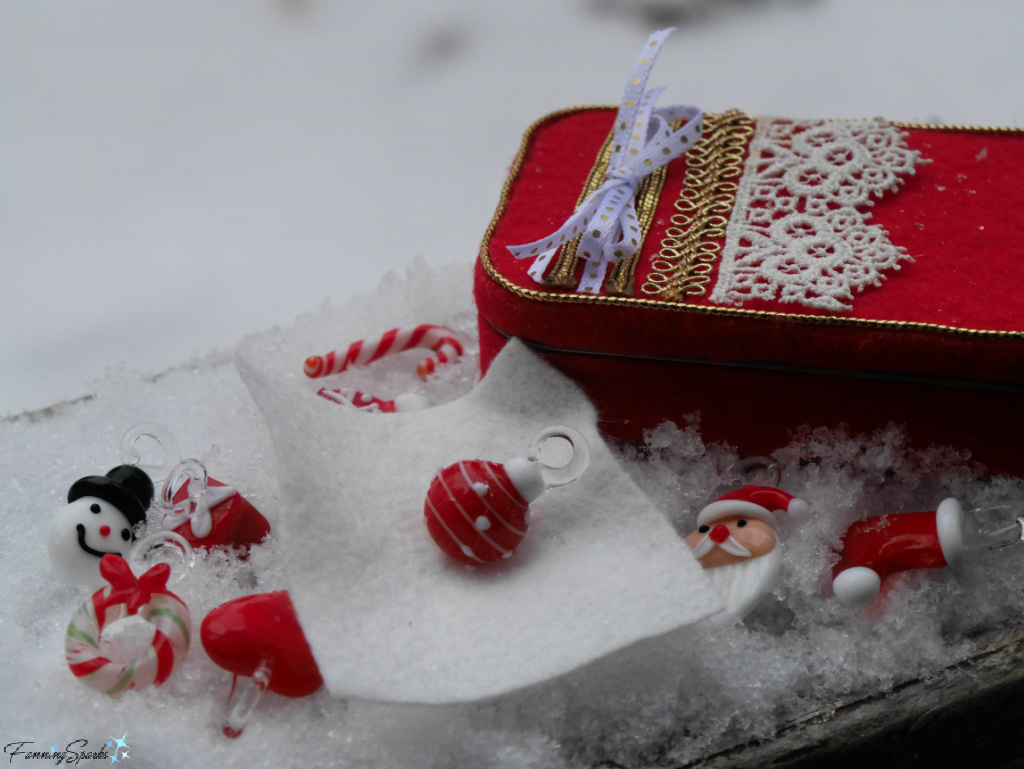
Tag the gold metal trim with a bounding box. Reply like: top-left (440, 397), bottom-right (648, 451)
top-left (641, 109), bottom-right (753, 300)
top-left (607, 154), bottom-right (668, 296)
top-left (892, 122), bottom-right (1024, 134)
top-left (545, 124), bottom-right (670, 296)
top-left (546, 129), bottom-right (615, 289)
top-left (479, 107), bottom-right (1024, 339)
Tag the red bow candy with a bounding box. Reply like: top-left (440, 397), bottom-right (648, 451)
top-left (96, 554), bottom-right (171, 615)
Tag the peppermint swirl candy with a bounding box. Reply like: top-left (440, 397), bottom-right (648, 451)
top-left (64, 558), bottom-right (191, 696)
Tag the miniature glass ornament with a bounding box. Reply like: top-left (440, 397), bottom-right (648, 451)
top-left (304, 324), bottom-right (459, 410)
top-left (832, 498), bottom-right (1024, 608)
top-left (47, 464), bottom-right (155, 588)
top-left (304, 323), bottom-right (463, 383)
top-left (200, 591), bottom-right (324, 738)
top-left (48, 423), bottom-right (181, 587)
top-left (157, 459), bottom-right (271, 553)
top-left (424, 425), bottom-right (590, 565)
top-left (47, 426), bottom-right (205, 588)
top-left (127, 530), bottom-right (195, 582)
top-left (65, 555), bottom-right (191, 695)
top-left (683, 484), bottom-right (810, 620)
top-left (315, 389), bottom-right (430, 413)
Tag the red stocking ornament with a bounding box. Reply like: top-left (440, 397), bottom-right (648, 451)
top-left (832, 499), bottom-right (965, 607)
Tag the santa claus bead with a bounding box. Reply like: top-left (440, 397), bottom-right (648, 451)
top-left (684, 484), bottom-right (808, 620)
top-left (423, 425), bottom-right (589, 566)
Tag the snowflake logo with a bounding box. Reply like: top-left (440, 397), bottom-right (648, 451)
top-left (105, 734), bottom-right (130, 764)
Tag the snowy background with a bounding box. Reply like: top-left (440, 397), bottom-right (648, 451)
top-left (3, 0), bottom-right (1024, 417)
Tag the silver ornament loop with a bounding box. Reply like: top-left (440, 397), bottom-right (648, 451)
top-left (525, 425), bottom-right (590, 490)
top-left (119, 424), bottom-right (181, 484)
top-left (128, 530), bottom-right (195, 583)
top-left (731, 456), bottom-right (781, 489)
top-left (160, 459), bottom-right (213, 538)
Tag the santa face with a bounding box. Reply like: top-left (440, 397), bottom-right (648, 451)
top-left (685, 514), bottom-right (781, 619)
top-left (47, 496), bottom-right (135, 587)
top-left (684, 515), bottom-right (776, 569)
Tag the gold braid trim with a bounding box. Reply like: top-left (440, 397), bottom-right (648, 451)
top-left (892, 121), bottom-right (1024, 133)
top-left (641, 110), bottom-right (754, 300)
top-left (545, 130), bottom-right (615, 289)
top-left (545, 127), bottom-right (669, 295)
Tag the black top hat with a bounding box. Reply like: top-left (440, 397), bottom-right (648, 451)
top-left (67, 465), bottom-right (154, 529)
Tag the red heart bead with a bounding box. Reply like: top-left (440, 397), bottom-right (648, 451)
top-left (200, 591), bottom-right (323, 698)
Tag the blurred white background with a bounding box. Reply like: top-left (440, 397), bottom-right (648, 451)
top-left (3, 0), bottom-right (1022, 417)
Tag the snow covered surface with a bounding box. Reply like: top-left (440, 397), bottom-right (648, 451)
top-left (237, 335), bottom-right (720, 703)
top-left (4, 262), bottom-right (1024, 768)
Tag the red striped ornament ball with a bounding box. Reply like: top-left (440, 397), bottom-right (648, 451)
top-left (424, 459), bottom-right (534, 565)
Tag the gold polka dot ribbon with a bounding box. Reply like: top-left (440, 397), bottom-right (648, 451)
top-left (507, 28), bottom-right (704, 295)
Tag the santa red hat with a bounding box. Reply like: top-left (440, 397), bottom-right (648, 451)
top-left (696, 485), bottom-right (810, 529)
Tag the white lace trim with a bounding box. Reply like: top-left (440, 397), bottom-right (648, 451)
top-left (709, 118), bottom-right (925, 312)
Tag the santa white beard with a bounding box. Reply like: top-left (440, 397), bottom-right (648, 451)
top-left (704, 545), bottom-right (783, 621)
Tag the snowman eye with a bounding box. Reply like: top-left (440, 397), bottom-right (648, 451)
top-left (737, 519), bottom-right (747, 527)
top-left (90, 504), bottom-right (101, 514)
top-left (121, 529), bottom-right (131, 541)
top-left (698, 525), bottom-right (710, 533)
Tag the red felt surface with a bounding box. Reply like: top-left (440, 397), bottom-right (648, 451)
top-left (477, 316), bottom-right (1024, 475)
top-left (486, 108), bottom-right (1024, 333)
top-left (855, 129), bottom-right (1024, 331)
top-left (475, 108), bottom-right (1024, 474)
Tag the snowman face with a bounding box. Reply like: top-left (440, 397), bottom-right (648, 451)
top-left (47, 496), bottom-right (135, 587)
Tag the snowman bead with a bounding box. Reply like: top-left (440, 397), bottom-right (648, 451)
top-left (48, 498), bottom-right (137, 586)
top-left (47, 465), bottom-right (154, 588)
top-left (423, 426), bottom-right (589, 566)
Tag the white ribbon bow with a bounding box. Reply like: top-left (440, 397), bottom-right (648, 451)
top-left (159, 459), bottom-right (236, 539)
top-left (507, 28), bottom-right (703, 295)
top-left (161, 483), bottom-right (236, 539)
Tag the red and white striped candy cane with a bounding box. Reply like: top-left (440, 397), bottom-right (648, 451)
top-left (303, 324), bottom-right (463, 382)
top-left (315, 389), bottom-right (428, 413)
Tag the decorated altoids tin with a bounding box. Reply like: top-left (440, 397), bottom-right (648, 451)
top-left (475, 30), bottom-right (1024, 474)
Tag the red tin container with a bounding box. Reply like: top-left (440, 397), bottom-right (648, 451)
top-left (475, 107), bottom-right (1024, 475)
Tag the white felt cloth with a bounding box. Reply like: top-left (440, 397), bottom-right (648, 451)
top-left (237, 340), bottom-right (721, 704)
